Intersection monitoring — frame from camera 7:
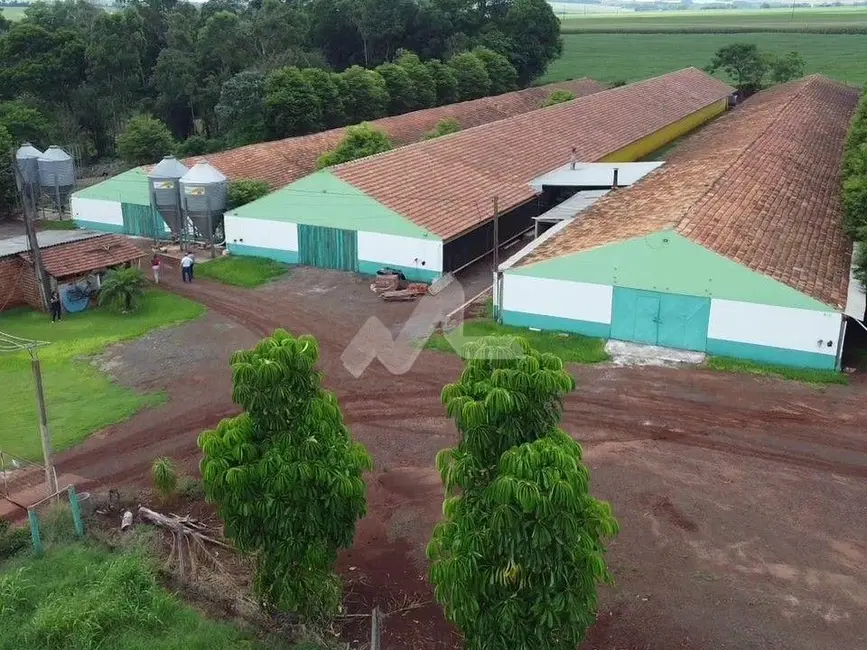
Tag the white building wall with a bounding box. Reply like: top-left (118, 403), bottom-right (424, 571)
top-left (501, 274), bottom-right (613, 324)
top-left (356, 231), bottom-right (442, 273)
top-left (708, 299), bottom-right (842, 358)
top-left (224, 215), bottom-right (298, 252)
top-left (70, 197), bottom-right (123, 227)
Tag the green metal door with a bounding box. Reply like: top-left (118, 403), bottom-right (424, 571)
top-left (121, 203), bottom-right (161, 238)
top-left (657, 294), bottom-right (711, 352)
top-left (298, 225), bottom-right (358, 271)
top-left (611, 287), bottom-right (710, 351)
top-left (611, 287), bottom-right (660, 345)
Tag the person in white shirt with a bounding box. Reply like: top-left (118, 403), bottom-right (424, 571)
top-left (180, 252), bottom-right (194, 283)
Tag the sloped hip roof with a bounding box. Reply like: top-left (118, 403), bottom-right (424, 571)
top-left (331, 67), bottom-right (733, 241)
top-left (19, 234), bottom-right (146, 279)
top-left (520, 75), bottom-right (860, 310)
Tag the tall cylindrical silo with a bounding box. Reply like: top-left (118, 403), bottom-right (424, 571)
top-left (37, 145), bottom-right (75, 210)
top-left (148, 156), bottom-right (189, 236)
top-left (179, 161), bottom-right (228, 239)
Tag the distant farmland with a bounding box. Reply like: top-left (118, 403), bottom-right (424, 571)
top-left (545, 8), bottom-right (867, 86)
top-left (1, 6), bottom-right (27, 20)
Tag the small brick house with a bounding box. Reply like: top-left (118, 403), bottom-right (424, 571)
top-left (0, 230), bottom-right (145, 312)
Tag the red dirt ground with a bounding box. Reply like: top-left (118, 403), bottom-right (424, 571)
top-left (10, 266), bottom-right (867, 649)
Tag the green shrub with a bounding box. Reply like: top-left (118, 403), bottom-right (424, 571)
top-left (0, 519), bottom-right (30, 562)
top-left (424, 118), bottom-right (461, 140)
top-left (542, 89), bottom-right (574, 106)
top-left (177, 475), bottom-right (204, 501)
top-left (151, 457), bottom-right (178, 501)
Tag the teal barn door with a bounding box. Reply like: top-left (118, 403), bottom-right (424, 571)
top-left (298, 225), bottom-right (358, 271)
top-left (611, 287), bottom-right (710, 352)
top-left (121, 203), bottom-right (162, 238)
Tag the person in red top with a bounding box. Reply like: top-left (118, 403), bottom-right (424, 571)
top-left (151, 254), bottom-right (161, 284)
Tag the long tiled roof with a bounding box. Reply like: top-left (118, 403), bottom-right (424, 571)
top-left (520, 75), bottom-right (860, 309)
top-left (332, 67), bottom-right (733, 241)
top-left (179, 78), bottom-right (604, 188)
top-left (19, 234), bottom-right (145, 279)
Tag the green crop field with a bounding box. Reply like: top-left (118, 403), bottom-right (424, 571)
top-left (558, 7), bottom-right (867, 32)
top-left (546, 7), bottom-right (867, 86)
top-left (0, 6), bottom-right (27, 20)
top-left (544, 32), bottom-right (867, 87)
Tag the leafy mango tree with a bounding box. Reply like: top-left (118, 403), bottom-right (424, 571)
top-left (428, 336), bottom-right (618, 650)
top-left (198, 329), bottom-right (372, 621)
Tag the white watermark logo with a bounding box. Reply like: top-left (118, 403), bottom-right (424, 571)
top-left (340, 275), bottom-right (522, 377)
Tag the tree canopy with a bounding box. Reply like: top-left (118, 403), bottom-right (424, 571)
top-left (428, 336), bottom-right (619, 650)
top-left (199, 329), bottom-right (372, 620)
top-left (0, 0), bottom-right (561, 179)
top-left (706, 43), bottom-right (806, 96)
top-left (316, 123), bottom-right (392, 168)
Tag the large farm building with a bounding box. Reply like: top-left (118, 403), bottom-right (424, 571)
top-left (68, 78), bottom-right (604, 235)
top-left (498, 76), bottom-right (865, 370)
top-left (222, 68), bottom-right (731, 280)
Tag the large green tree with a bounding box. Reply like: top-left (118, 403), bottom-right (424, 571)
top-left (215, 70), bottom-right (267, 146)
top-left (199, 330), bottom-right (372, 620)
top-left (472, 46), bottom-right (518, 95)
top-left (448, 51), bottom-right (491, 101)
top-left (340, 65), bottom-right (389, 123)
top-left (116, 114), bottom-right (177, 165)
top-left (263, 66), bottom-right (323, 138)
top-left (428, 336), bottom-right (619, 650)
top-left (706, 43), bottom-right (768, 96)
top-left (396, 50), bottom-right (437, 110)
top-left (376, 62), bottom-right (416, 115)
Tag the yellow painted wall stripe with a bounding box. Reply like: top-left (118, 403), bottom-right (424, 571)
top-left (599, 97), bottom-right (728, 163)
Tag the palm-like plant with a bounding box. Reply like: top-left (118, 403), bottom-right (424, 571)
top-left (98, 267), bottom-right (145, 313)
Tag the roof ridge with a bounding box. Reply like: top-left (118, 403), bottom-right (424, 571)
top-left (329, 68), bottom-right (721, 174)
top-left (672, 80), bottom-right (813, 232)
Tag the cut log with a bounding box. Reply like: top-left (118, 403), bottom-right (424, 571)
top-left (381, 290), bottom-right (419, 302)
top-left (137, 506), bottom-right (232, 549)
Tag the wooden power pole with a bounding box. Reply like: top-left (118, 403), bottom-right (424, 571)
top-left (30, 348), bottom-right (58, 497)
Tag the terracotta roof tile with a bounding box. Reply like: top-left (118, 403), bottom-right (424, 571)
top-left (332, 68), bottom-right (733, 241)
top-left (174, 79), bottom-right (604, 188)
top-left (19, 234), bottom-right (146, 279)
top-left (522, 75), bottom-right (859, 309)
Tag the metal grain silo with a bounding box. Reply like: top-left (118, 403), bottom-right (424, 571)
top-left (179, 161), bottom-right (227, 238)
top-left (37, 145), bottom-right (75, 210)
top-left (15, 143), bottom-right (43, 191)
top-left (148, 156), bottom-right (189, 236)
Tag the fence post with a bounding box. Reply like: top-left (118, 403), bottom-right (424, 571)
top-left (370, 606), bottom-right (381, 650)
top-left (68, 485), bottom-right (85, 538)
top-left (28, 509), bottom-right (44, 556)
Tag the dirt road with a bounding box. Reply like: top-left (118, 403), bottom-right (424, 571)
top-left (48, 268), bottom-right (867, 649)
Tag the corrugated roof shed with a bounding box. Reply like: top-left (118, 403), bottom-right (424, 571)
top-left (181, 78), bottom-right (604, 187)
top-left (0, 229), bottom-right (104, 259)
top-left (520, 75), bottom-right (860, 310)
top-left (332, 67), bottom-right (733, 241)
top-left (19, 234), bottom-right (145, 279)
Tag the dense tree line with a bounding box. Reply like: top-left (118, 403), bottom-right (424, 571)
top-left (843, 91), bottom-right (867, 286)
top-left (0, 0), bottom-right (561, 167)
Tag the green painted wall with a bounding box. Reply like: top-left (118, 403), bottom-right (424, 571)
top-left (228, 171), bottom-right (440, 241)
top-left (73, 168), bottom-right (152, 206)
top-left (511, 230), bottom-right (833, 312)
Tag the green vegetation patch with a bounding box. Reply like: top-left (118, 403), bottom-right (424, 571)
top-left (0, 543), bottom-right (280, 650)
top-left (425, 318), bottom-right (609, 364)
top-left (37, 220), bottom-right (77, 231)
top-left (544, 33), bottom-right (867, 86)
top-left (0, 290), bottom-right (204, 460)
top-left (195, 256), bottom-right (289, 288)
top-left (706, 356), bottom-right (848, 385)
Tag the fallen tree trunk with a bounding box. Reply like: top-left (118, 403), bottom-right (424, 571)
top-left (137, 507), bottom-right (233, 549)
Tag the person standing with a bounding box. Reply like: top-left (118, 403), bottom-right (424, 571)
top-left (180, 252), bottom-right (193, 283)
top-left (49, 290), bottom-right (62, 323)
top-left (151, 253), bottom-right (162, 284)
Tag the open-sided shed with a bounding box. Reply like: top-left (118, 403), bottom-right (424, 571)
top-left (224, 68), bottom-right (732, 281)
top-left (498, 76), bottom-right (864, 370)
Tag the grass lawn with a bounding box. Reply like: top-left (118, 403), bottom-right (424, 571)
top-left (544, 32), bottom-right (867, 86)
top-left (0, 290), bottom-right (204, 460)
top-left (706, 356), bottom-right (848, 385)
top-left (425, 318), bottom-right (610, 364)
top-left (0, 541), bottom-right (318, 650)
top-left (195, 256), bottom-right (289, 288)
top-left (36, 220), bottom-right (77, 231)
